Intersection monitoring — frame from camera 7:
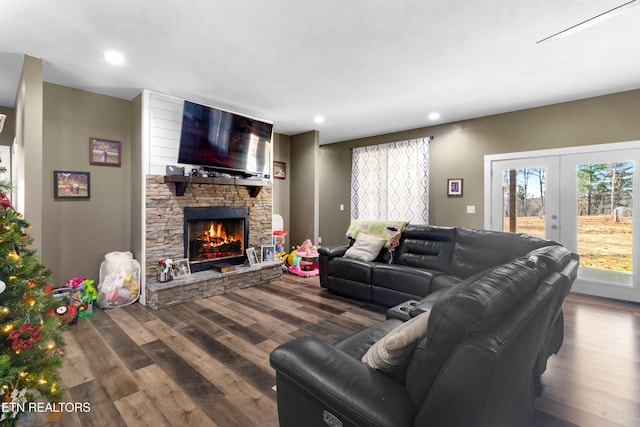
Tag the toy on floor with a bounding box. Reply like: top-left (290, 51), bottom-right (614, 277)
top-left (287, 239), bottom-right (320, 277)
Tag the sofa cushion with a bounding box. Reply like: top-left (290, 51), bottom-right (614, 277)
top-left (405, 258), bottom-right (549, 405)
top-left (372, 264), bottom-right (438, 297)
top-left (362, 311), bottom-right (431, 381)
top-left (450, 228), bottom-right (555, 278)
top-left (394, 225), bottom-right (456, 273)
top-left (430, 274), bottom-right (463, 292)
top-left (449, 228), bottom-right (515, 278)
top-left (327, 256), bottom-right (374, 284)
top-left (344, 233), bottom-right (386, 262)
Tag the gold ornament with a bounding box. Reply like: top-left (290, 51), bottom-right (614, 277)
top-left (7, 250), bottom-right (20, 264)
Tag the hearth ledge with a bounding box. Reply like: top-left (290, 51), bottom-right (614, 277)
top-left (145, 261), bottom-right (283, 310)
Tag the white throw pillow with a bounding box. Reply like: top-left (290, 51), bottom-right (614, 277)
top-left (362, 310), bottom-right (431, 379)
top-left (344, 233), bottom-right (386, 262)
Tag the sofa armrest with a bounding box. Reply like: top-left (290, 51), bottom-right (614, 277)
top-left (270, 337), bottom-right (416, 427)
top-left (319, 244), bottom-right (349, 258)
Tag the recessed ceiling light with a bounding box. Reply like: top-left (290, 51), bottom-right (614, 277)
top-left (428, 112), bottom-right (440, 120)
top-left (104, 50), bottom-right (125, 65)
top-left (314, 116), bottom-right (325, 124)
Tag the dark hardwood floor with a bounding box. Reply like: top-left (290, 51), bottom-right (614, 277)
top-left (42, 275), bottom-right (639, 426)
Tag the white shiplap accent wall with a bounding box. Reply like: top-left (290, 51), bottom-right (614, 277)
top-left (145, 91), bottom-right (184, 175)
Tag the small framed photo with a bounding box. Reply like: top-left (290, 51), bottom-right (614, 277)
top-left (273, 161), bottom-right (286, 179)
top-left (90, 137), bottom-right (121, 166)
top-left (261, 245), bottom-right (275, 262)
top-left (54, 171), bottom-right (90, 199)
top-left (172, 258), bottom-right (191, 278)
top-left (246, 247), bottom-right (259, 266)
top-left (447, 178), bottom-right (463, 197)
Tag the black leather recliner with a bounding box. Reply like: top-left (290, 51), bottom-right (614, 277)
top-left (271, 231), bottom-right (578, 426)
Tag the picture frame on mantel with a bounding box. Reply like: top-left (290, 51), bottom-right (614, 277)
top-left (54, 171), bottom-right (90, 200)
top-left (90, 137), bottom-right (121, 167)
top-left (246, 247), bottom-right (259, 266)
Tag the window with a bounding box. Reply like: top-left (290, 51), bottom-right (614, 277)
top-left (351, 137), bottom-right (430, 223)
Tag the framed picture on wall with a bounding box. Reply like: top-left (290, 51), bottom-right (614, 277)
top-left (54, 171), bottom-right (90, 200)
top-left (273, 161), bottom-right (286, 179)
top-left (90, 137), bottom-right (121, 166)
top-left (447, 178), bottom-right (463, 197)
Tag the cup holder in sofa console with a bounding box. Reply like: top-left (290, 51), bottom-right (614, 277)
top-left (387, 300), bottom-right (420, 320)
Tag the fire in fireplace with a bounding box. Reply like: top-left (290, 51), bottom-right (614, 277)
top-left (184, 206), bottom-right (250, 272)
top-left (189, 219), bottom-right (244, 261)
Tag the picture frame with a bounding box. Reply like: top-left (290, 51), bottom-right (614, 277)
top-left (54, 171), bottom-right (90, 200)
top-left (90, 137), bottom-right (121, 166)
top-left (447, 178), bottom-right (463, 197)
top-left (172, 258), bottom-right (191, 278)
top-left (273, 161), bottom-right (286, 179)
top-left (246, 247), bottom-right (259, 266)
top-left (261, 245), bottom-right (276, 262)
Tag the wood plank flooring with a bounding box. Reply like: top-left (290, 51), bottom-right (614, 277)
top-left (39, 275), bottom-right (639, 426)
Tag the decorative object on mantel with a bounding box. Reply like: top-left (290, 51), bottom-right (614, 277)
top-left (53, 170), bottom-right (90, 200)
top-left (172, 258), bottom-right (191, 278)
top-left (89, 137), bottom-right (121, 167)
top-left (273, 161), bottom-right (286, 179)
top-left (246, 247), bottom-right (259, 266)
top-left (447, 178), bottom-right (463, 197)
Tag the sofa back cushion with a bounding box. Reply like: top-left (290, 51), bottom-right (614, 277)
top-left (450, 227), bottom-right (553, 278)
top-left (394, 225), bottom-right (456, 273)
top-left (404, 258), bottom-right (549, 406)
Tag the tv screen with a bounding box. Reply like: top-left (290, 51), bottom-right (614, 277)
top-left (178, 101), bottom-right (273, 176)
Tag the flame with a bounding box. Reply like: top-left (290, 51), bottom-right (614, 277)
top-left (201, 221), bottom-right (235, 246)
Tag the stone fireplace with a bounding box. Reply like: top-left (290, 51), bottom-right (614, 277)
top-left (144, 175), bottom-right (279, 308)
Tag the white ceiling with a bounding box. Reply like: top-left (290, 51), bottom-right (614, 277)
top-left (1, 0), bottom-right (639, 144)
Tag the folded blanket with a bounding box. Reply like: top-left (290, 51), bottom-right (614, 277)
top-left (346, 219), bottom-right (408, 249)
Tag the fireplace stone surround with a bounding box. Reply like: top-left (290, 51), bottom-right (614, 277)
top-left (145, 175), bottom-right (279, 308)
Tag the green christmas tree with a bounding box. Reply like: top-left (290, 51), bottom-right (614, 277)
top-left (0, 162), bottom-right (65, 425)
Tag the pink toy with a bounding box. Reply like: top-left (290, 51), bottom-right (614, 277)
top-left (288, 239), bottom-right (320, 277)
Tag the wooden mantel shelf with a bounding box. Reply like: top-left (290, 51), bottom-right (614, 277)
top-left (163, 175), bottom-right (270, 197)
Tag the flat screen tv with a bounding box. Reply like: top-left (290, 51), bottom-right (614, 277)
top-left (178, 100), bottom-right (273, 177)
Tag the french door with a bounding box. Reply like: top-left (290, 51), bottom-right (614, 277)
top-left (485, 142), bottom-right (640, 302)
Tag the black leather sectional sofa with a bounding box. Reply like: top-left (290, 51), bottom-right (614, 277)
top-left (319, 224), bottom-right (573, 308)
top-left (270, 225), bottom-right (579, 426)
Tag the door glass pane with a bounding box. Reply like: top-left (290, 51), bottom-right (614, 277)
top-left (501, 167), bottom-right (547, 239)
top-left (576, 162), bottom-right (633, 285)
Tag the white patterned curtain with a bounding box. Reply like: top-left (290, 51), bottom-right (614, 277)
top-left (351, 137), bottom-right (430, 224)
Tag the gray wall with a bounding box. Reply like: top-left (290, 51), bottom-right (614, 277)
top-left (14, 55), bottom-right (44, 253)
top-left (41, 83), bottom-right (133, 284)
top-left (318, 89), bottom-right (640, 246)
top-left (289, 130), bottom-right (319, 247)
top-left (272, 133), bottom-right (291, 242)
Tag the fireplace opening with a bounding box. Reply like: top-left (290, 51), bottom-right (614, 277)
top-left (184, 206), bottom-right (249, 272)
top-left (189, 219), bottom-right (244, 261)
